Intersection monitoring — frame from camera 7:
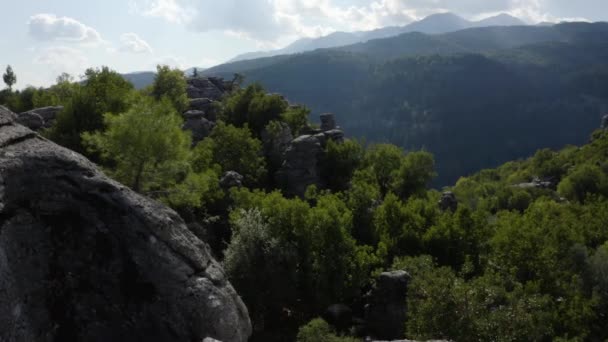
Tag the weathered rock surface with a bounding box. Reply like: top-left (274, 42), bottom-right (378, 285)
top-left (365, 271), bottom-right (411, 340)
top-left (438, 191), bottom-right (458, 212)
top-left (276, 115), bottom-right (347, 197)
top-left (513, 177), bottom-right (555, 190)
top-left (189, 98), bottom-right (215, 112)
top-left (276, 134), bottom-right (324, 197)
top-left (261, 122), bottom-right (293, 170)
top-left (602, 114), bottom-right (608, 129)
top-left (320, 113), bottom-right (337, 131)
top-left (220, 171), bottom-right (244, 189)
top-left (0, 108), bottom-right (251, 342)
top-left (16, 106), bottom-right (63, 130)
top-left (183, 113), bottom-right (216, 144)
top-left (187, 77), bottom-right (229, 101)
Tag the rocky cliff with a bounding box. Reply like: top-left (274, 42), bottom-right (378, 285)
top-left (0, 106), bottom-right (251, 342)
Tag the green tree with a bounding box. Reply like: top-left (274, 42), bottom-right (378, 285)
top-left (363, 144), bottom-right (404, 195)
top-left (558, 164), bottom-right (608, 203)
top-left (281, 105), bottom-right (310, 136)
top-left (48, 66), bottom-right (133, 153)
top-left (3, 65), bottom-right (16, 90)
top-left (391, 151), bottom-right (436, 200)
top-left (322, 139), bottom-right (364, 191)
top-left (195, 122), bottom-right (266, 185)
top-left (297, 318), bottom-right (358, 342)
top-left (152, 65), bottom-right (189, 112)
top-left (82, 96), bottom-right (191, 194)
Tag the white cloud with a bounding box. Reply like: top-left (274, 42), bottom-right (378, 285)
top-left (28, 14), bottom-right (103, 45)
top-left (132, 0), bottom-right (591, 45)
top-left (34, 46), bottom-right (89, 78)
top-left (120, 33), bottom-right (153, 54)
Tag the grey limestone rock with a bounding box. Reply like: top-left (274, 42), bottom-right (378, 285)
top-left (0, 107), bottom-right (251, 342)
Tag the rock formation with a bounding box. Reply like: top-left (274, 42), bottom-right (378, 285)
top-left (602, 114), bottom-right (608, 130)
top-left (365, 271), bottom-right (411, 340)
top-left (0, 107), bottom-right (251, 342)
top-left (276, 115), bottom-right (347, 197)
top-left (261, 122), bottom-right (293, 171)
top-left (438, 191), bottom-right (458, 212)
top-left (320, 113), bottom-right (337, 131)
top-left (181, 77), bottom-right (232, 143)
top-left (15, 106), bottom-right (63, 131)
top-left (220, 171), bottom-right (245, 189)
top-left (183, 110), bottom-right (216, 144)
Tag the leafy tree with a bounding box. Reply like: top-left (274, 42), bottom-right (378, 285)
top-left (196, 122), bottom-right (266, 185)
top-left (192, 67), bottom-right (199, 77)
top-left (363, 144), bottom-right (404, 195)
top-left (3, 65), bottom-right (16, 90)
top-left (322, 139), bottom-right (364, 191)
top-left (391, 151), bottom-right (436, 200)
top-left (558, 164), bottom-right (608, 203)
top-left (151, 65), bottom-right (189, 112)
top-left (281, 105), bottom-right (310, 136)
top-left (48, 66), bottom-right (133, 153)
top-left (82, 96), bottom-right (191, 195)
top-left (297, 318), bottom-right (358, 342)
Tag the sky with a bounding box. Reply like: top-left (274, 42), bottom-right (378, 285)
top-left (1, 0), bottom-right (607, 88)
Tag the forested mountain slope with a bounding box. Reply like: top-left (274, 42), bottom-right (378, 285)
top-left (205, 22), bottom-right (608, 185)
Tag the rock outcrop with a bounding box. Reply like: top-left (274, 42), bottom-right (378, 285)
top-left (187, 77), bottom-right (230, 101)
top-left (276, 115), bottom-right (347, 197)
top-left (438, 191), bottom-right (458, 212)
top-left (365, 271), bottom-right (411, 340)
top-left (261, 122), bottom-right (293, 170)
top-left (320, 113), bottom-right (337, 131)
top-left (0, 108), bottom-right (251, 342)
top-left (220, 171), bottom-right (244, 189)
top-left (15, 106), bottom-right (63, 131)
top-left (276, 134), bottom-right (324, 197)
top-left (183, 110), bottom-right (216, 144)
top-left (602, 114), bottom-right (608, 129)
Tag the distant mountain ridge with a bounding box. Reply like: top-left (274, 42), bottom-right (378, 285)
top-left (228, 13), bottom-right (527, 62)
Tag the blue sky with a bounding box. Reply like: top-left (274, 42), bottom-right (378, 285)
top-left (1, 0), bottom-right (607, 88)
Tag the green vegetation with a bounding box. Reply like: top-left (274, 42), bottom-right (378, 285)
top-left (4, 35), bottom-right (608, 341)
top-left (3, 65), bottom-right (16, 90)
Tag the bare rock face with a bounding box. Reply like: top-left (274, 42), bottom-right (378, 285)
top-left (438, 191), bottom-right (458, 212)
top-left (602, 114), bottom-right (608, 129)
top-left (0, 108), bottom-right (251, 342)
top-left (16, 106), bottom-right (63, 130)
top-left (276, 135), bottom-right (324, 197)
top-left (187, 77), bottom-right (229, 101)
top-left (320, 113), bottom-right (337, 131)
top-left (182, 110), bottom-right (216, 144)
top-left (365, 271), bottom-right (411, 340)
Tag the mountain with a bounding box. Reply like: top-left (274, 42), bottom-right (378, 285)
top-left (204, 22), bottom-right (608, 185)
top-left (229, 13), bottom-right (527, 63)
top-left (475, 13), bottom-right (527, 27)
top-left (121, 71), bottom-right (155, 89)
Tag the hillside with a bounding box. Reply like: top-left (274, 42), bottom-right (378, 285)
top-left (229, 12), bottom-right (526, 62)
top-left (204, 22), bottom-right (608, 185)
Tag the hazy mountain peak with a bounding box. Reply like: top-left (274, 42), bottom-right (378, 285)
top-left (476, 13), bottom-right (527, 26)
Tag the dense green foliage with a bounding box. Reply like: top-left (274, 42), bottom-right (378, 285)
top-left (47, 67), bottom-right (134, 153)
top-left (151, 65), bottom-right (189, 112)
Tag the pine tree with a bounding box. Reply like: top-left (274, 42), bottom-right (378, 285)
top-left (3, 65), bottom-right (16, 90)
top-left (192, 67), bottom-right (199, 77)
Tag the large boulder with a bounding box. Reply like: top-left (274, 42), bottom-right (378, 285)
top-left (17, 106), bottom-right (63, 130)
top-left (276, 135), bottom-right (324, 197)
top-left (365, 271), bottom-right (411, 340)
top-left (602, 114), bottom-right (608, 129)
top-left (0, 108), bottom-right (251, 342)
top-left (438, 191), bottom-right (458, 212)
top-left (189, 98), bottom-right (215, 112)
top-left (320, 113), bottom-right (337, 131)
top-left (261, 122), bottom-right (293, 170)
top-left (183, 113), bottom-right (216, 144)
top-left (187, 77), bottom-right (227, 101)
